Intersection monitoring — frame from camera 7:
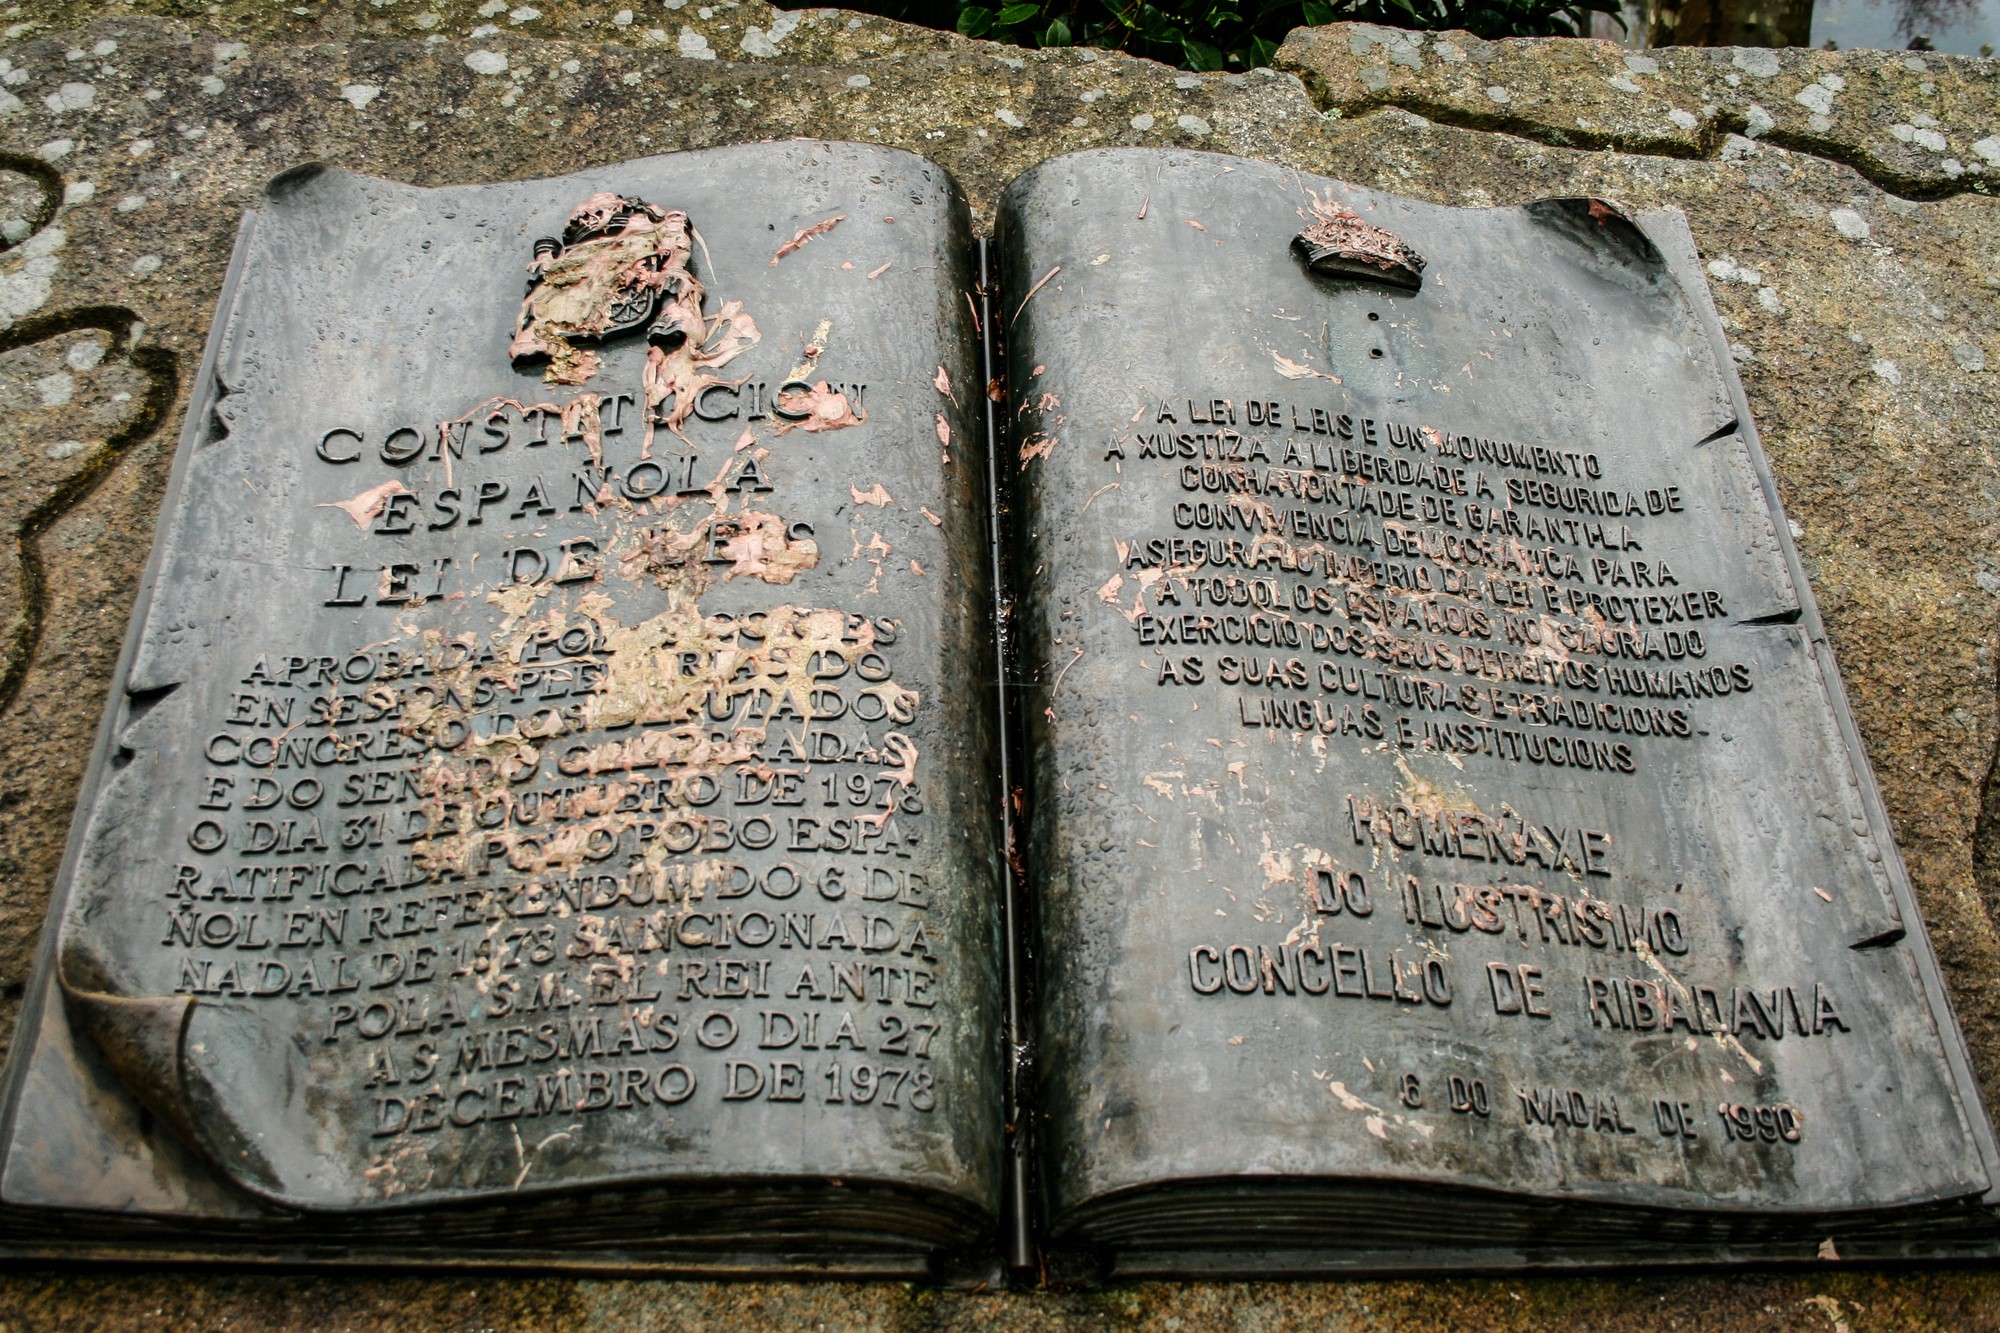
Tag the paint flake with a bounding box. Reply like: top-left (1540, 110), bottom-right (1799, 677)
top-left (320, 479), bottom-right (413, 528)
top-left (770, 213), bottom-right (845, 265)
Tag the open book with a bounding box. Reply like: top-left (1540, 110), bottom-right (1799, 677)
top-left (2, 141), bottom-right (1995, 1278)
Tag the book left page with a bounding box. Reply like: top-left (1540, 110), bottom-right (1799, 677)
top-left (2, 142), bottom-right (1001, 1240)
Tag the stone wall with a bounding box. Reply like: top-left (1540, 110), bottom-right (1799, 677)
top-left (0, 2), bottom-right (1996, 1326)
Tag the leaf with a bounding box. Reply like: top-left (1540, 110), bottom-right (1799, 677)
top-left (1044, 15), bottom-right (1073, 43)
top-left (996, 2), bottom-right (1041, 23)
top-left (1182, 35), bottom-right (1224, 68)
top-left (957, 5), bottom-right (994, 35)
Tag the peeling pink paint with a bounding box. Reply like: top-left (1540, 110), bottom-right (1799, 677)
top-left (643, 298), bottom-right (762, 454)
top-left (773, 381), bottom-right (866, 434)
top-left (770, 213), bottom-right (845, 266)
top-left (320, 479), bottom-right (413, 529)
top-left (510, 195), bottom-right (701, 387)
top-left (1019, 432), bottom-right (1057, 468)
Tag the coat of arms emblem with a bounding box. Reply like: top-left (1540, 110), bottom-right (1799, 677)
top-left (1292, 198), bottom-right (1426, 293)
top-left (509, 191), bottom-right (707, 385)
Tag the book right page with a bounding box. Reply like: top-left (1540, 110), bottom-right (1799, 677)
top-left (999, 148), bottom-right (1994, 1244)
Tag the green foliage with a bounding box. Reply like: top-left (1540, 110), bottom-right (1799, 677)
top-left (829, 0), bottom-right (1620, 68)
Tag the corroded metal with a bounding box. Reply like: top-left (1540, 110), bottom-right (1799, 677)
top-left (0, 142), bottom-right (1003, 1278)
top-left (3, 139), bottom-right (1999, 1281)
top-left (1000, 146), bottom-right (2000, 1275)
top-left (509, 191), bottom-right (706, 385)
top-left (1292, 197), bottom-right (1427, 291)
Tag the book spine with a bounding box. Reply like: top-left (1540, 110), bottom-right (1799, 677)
top-left (978, 236), bottom-right (1036, 1277)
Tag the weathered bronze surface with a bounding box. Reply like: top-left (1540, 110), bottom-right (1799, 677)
top-left (3, 136), bottom-right (1998, 1279)
top-left (508, 192), bottom-right (708, 386)
top-left (1001, 147), bottom-right (2000, 1273)
top-left (0, 141), bottom-right (1003, 1273)
top-left (1292, 200), bottom-right (1427, 292)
